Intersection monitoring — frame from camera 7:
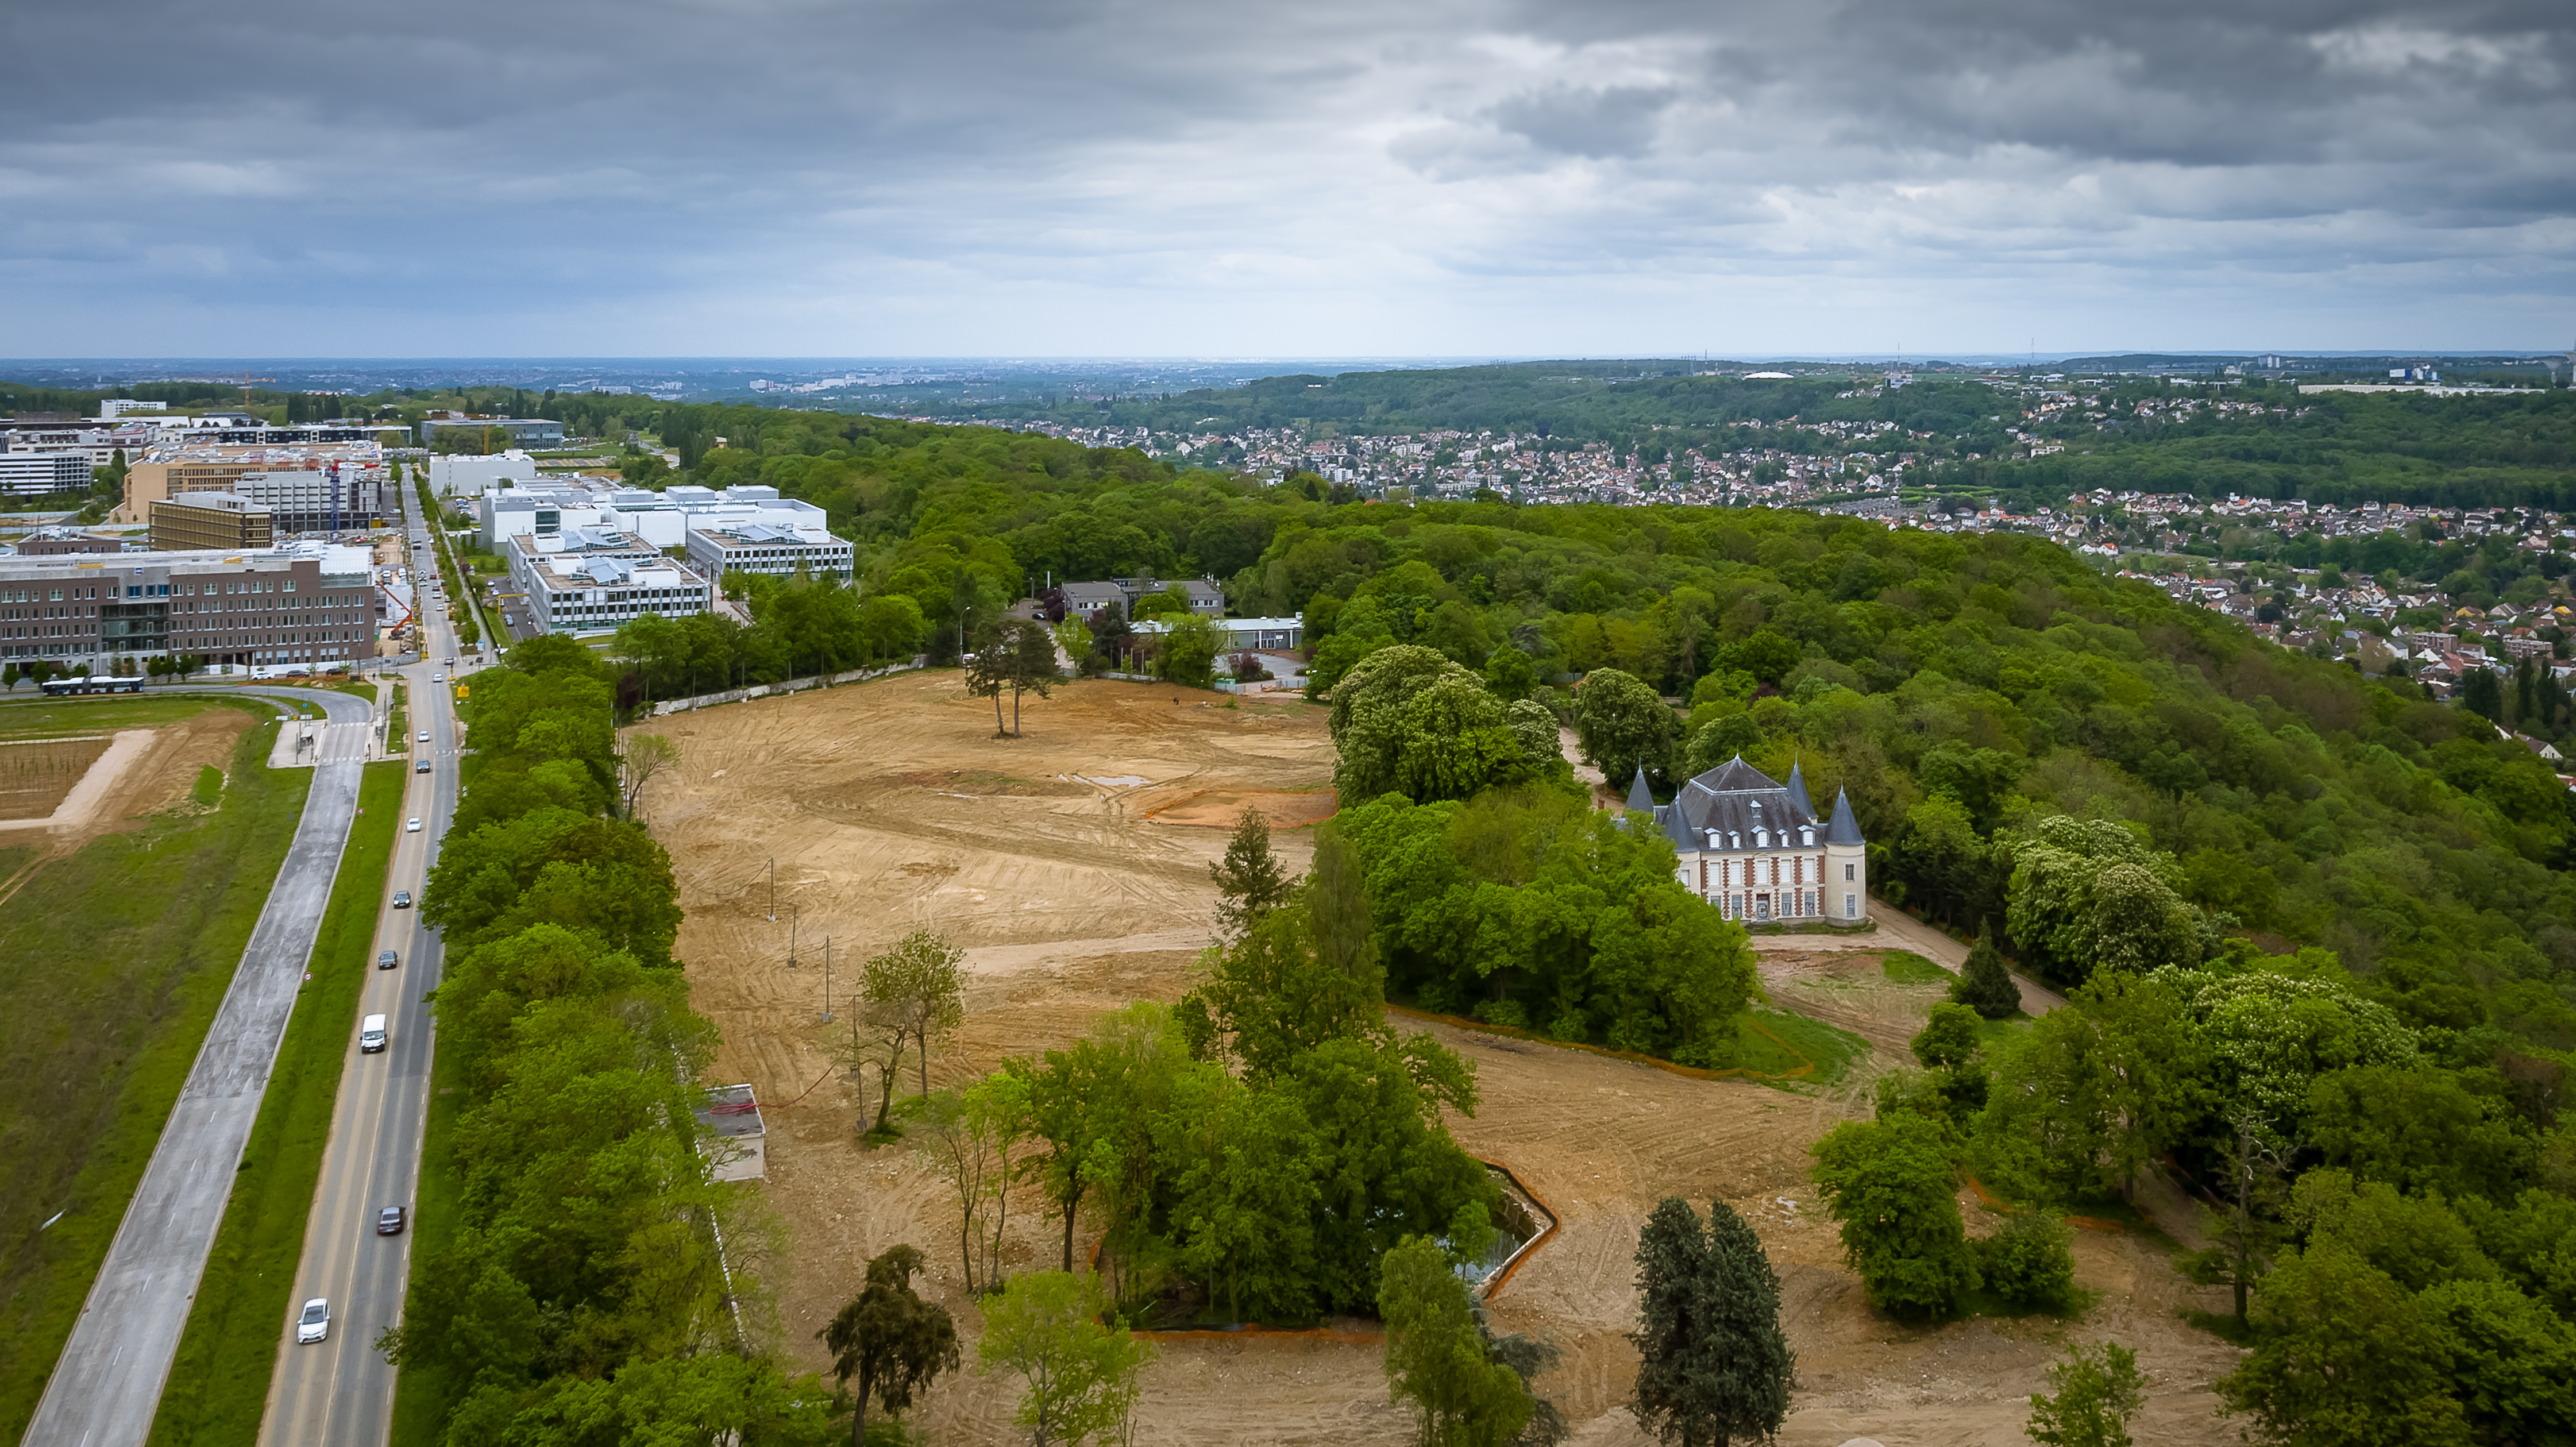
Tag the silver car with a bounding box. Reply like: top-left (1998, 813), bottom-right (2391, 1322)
top-left (296, 1298), bottom-right (329, 1344)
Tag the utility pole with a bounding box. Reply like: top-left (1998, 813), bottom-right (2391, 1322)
top-left (766, 858), bottom-right (776, 922)
top-left (788, 904), bottom-right (799, 968)
top-left (820, 937), bottom-right (833, 1023)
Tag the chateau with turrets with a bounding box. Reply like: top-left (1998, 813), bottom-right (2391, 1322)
top-left (1626, 757), bottom-right (1869, 925)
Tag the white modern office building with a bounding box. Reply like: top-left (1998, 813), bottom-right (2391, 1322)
top-left (684, 519), bottom-right (854, 582)
top-left (504, 526), bottom-right (713, 634)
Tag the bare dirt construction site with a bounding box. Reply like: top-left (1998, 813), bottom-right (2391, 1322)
top-left (0, 702), bottom-right (256, 901)
top-left (650, 672), bottom-right (2240, 1447)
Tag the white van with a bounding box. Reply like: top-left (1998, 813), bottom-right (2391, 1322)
top-left (360, 1014), bottom-right (388, 1053)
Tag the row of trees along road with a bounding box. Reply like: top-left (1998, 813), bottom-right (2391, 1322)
top-left (382, 635), bottom-right (849, 1442)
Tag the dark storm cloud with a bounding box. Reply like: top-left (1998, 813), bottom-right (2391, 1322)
top-left (0, 0), bottom-right (2568, 353)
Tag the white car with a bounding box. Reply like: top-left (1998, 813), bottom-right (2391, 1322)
top-left (406, 817), bottom-right (422, 833)
top-left (431, 673), bottom-right (445, 682)
top-left (417, 731), bottom-right (430, 742)
top-left (296, 1298), bottom-right (330, 1344)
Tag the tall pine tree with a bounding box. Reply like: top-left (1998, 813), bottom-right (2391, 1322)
top-left (1950, 921), bottom-right (2022, 1020)
top-left (1631, 1198), bottom-right (1794, 1447)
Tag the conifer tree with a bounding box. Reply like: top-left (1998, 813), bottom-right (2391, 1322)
top-left (1951, 921), bottom-right (2021, 1020)
top-left (1210, 806), bottom-right (1296, 942)
top-left (1631, 1197), bottom-right (1794, 1447)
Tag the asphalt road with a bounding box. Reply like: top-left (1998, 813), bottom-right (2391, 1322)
top-left (256, 488), bottom-right (470, 1447)
top-left (20, 688), bottom-right (374, 1447)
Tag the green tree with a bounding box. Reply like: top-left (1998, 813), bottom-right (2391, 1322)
top-left (856, 593), bottom-right (928, 665)
top-left (858, 930), bottom-right (969, 1128)
top-left (1378, 1235), bottom-right (1536, 1447)
top-left (912, 1075), bottom-right (1028, 1292)
top-left (976, 1271), bottom-right (1154, 1447)
top-left (2415, 1276), bottom-right (2576, 1446)
top-left (2004, 816), bottom-right (2201, 985)
top-left (1572, 667), bottom-right (1674, 792)
top-left (1004, 616), bottom-right (1062, 734)
top-left (2182, 1108), bottom-right (2290, 1328)
top-left (1629, 1197), bottom-right (1793, 1447)
top-left (1974, 1209), bottom-right (2077, 1313)
top-left (1202, 830), bottom-right (1385, 1077)
top-left (1950, 921), bottom-right (2021, 1020)
top-left (964, 619), bottom-right (1013, 736)
top-left (1809, 1113), bottom-right (1979, 1318)
top-left (1910, 1002), bottom-right (1983, 1071)
top-left (1326, 644), bottom-right (1530, 804)
top-left (2215, 1244), bottom-right (2472, 1447)
top-left (1482, 643), bottom-right (1538, 702)
top-left (2027, 1341), bottom-right (2146, 1447)
top-left (817, 1244), bottom-right (961, 1447)
top-left (1154, 613), bottom-right (1220, 689)
top-left (1210, 805), bottom-right (1297, 943)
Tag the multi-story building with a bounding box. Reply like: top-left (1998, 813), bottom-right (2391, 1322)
top-left (1632, 758), bottom-right (1871, 925)
top-left (426, 450), bottom-right (539, 498)
top-left (149, 493), bottom-right (273, 552)
top-left (479, 480), bottom-right (834, 551)
top-left (0, 541), bottom-right (378, 673)
top-left (12, 528), bottom-right (125, 556)
top-left (0, 453), bottom-right (91, 499)
top-left (229, 465), bottom-right (388, 533)
top-left (505, 526), bottom-right (712, 634)
top-left (417, 416), bottom-right (565, 450)
top-left (114, 441), bottom-right (384, 522)
top-left (683, 519), bottom-right (855, 583)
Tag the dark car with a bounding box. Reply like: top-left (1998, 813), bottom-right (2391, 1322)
top-left (415, 759), bottom-right (432, 773)
top-left (377, 949), bottom-right (399, 970)
top-left (391, 890), bottom-right (412, 909)
top-left (376, 1206), bottom-right (406, 1235)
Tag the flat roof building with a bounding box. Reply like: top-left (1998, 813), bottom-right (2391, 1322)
top-left (0, 541), bottom-right (377, 673)
top-left (149, 492), bottom-right (273, 553)
top-left (417, 416), bottom-right (565, 450)
top-left (506, 526), bottom-right (712, 634)
top-left (684, 519), bottom-right (854, 584)
top-left (0, 454), bottom-right (92, 499)
top-left (114, 441), bottom-right (385, 523)
top-left (12, 527), bottom-right (125, 557)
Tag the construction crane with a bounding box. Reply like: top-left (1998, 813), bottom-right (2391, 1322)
top-left (236, 371), bottom-right (275, 408)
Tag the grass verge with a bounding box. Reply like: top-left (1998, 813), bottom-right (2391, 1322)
top-left (0, 704), bottom-right (305, 1444)
top-left (385, 1021), bottom-right (466, 1447)
top-left (145, 760), bottom-right (406, 1447)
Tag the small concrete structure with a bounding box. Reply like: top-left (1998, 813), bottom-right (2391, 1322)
top-left (695, 1083), bottom-right (768, 1182)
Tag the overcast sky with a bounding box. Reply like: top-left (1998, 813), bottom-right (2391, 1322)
top-left (4, 0), bottom-right (2570, 357)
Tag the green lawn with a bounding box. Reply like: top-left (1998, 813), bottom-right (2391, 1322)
top-left (146, 761), bottom-right (405, 1447)
top-left (1733, 1006), bottom-right (1872, 1089)
top-left (1880, 950), bottom-right (1954, 984)
top-left (0, 705), bottom-right (308, 1444)
top-left (0, 694), bottom-right (276, 738)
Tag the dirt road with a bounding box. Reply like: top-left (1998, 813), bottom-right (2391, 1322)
top-left (648, 673), bottom-right (2234, 1445)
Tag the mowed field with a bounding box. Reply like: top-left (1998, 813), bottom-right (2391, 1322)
top-left (649, 672), bottom-right (2240, 1447)
top-left (0, 695), bottom-right (304, 1442)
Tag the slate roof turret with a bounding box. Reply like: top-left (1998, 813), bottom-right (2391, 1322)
top-left (1786, 760), bottom-right (1815, 819)
top-left (1824, 788), bottom-right (1865, 846)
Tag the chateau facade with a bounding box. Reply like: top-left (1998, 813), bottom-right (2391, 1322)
top-left (1627, 757), bottom-right (1870, 925)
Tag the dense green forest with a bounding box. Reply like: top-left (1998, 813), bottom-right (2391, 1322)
top-left (405, 394), bottom-right (2576, 1437)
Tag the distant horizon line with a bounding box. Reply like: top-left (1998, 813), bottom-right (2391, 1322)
top-left (2, 350), bottom-right (2569, 365)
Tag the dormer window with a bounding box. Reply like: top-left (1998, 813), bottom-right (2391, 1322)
top-left (1801, 827), bottom-right (1814, 846)
top-left (1755, 828), bottom-right (1768, 848)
